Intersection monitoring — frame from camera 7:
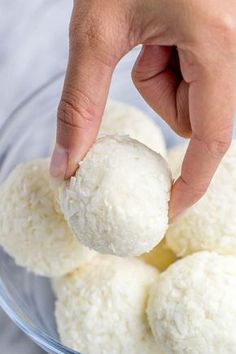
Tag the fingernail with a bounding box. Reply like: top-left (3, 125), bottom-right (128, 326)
top-left (50, 144), bottom-right (68, 179)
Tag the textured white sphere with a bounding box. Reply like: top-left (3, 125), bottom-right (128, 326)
top-left (0, 159), bottom-right (94, 277)
top-left (60, 135), bottom-right (172, 257)
top-left (100, 100), bottom-right (166, 156)
top-left (166, 141), bottom-right (236, 257)
top-left (147, 251), bottom-right (236, 354)
top-left (54, 256), bottom-right (162, 354)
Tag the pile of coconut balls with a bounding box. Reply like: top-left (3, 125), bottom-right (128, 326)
top-left (0, 100), bottom-right (236, 354)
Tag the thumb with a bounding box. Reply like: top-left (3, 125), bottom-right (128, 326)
top-left (50, 16), bottom-right (116, 179)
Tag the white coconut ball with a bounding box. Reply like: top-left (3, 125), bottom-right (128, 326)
top-left (50, 100), bottom-right (166, 157)
top-left (54, 256), bottom-right (162, 354)
top-left (0, 159), bottom-right (94, 277)
top-left (166, 140), bottom-right (236, 257)
top-left (147, 251), bottom-right (236, 354)
top-left (60, 135), bottom-right (172, 257)
top-left (100, 100), bottom-right (166, 156)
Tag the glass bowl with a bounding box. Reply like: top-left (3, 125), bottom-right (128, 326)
top-left (0, 47), bottom-right (185, 354)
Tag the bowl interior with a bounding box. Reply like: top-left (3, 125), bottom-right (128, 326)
top-left (0, 47), bottom-right (183, 354)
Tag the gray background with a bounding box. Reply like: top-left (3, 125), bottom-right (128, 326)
top-left (0, 1), bottom-right (72, 353)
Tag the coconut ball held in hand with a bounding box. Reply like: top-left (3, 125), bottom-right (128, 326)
top-left (60, 135), bottom-right (172, 257)
top-left (51, 0), bottom-right (236, 221)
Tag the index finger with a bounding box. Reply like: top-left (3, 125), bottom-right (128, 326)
top-left (169, 73), bottom-right (235, 219)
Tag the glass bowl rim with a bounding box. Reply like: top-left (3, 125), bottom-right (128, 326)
top-left (0, 72), bottom-right (81, 354)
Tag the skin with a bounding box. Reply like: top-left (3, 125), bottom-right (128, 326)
top-left (50, 0), bottom-right (236, 218)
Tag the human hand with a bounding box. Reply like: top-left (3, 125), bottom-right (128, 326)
top-left (50, 0), bottom-right (236, 218)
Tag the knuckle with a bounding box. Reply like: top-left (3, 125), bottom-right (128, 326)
top-left (218, 14), bottom-right (236, 37)
top-left (180, 176), bottom-right (207, 201)
top-left (191, 186), bottom-right (207, 201)
top-left (69, 16), bottom-right (120, 67)
top-left (85, 18), bottom-right (104, 49)
top-left (213, 13), bottom-right (236, 49)
top-left (191, 188), bottom-right (205, 201)
top-left (69, 3), bottom-right (130, 63)
top-left (206, 136), bottom-right (231, 157)
top-left (193, 133), bottom-right (232, 159)
top-left (58, 90), bottom-right (96, 130)
top-left (82, 20), bottom-right (101, 49)
top-left (69, 10), bottom-right (102, 50)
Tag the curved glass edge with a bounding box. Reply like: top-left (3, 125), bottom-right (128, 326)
top-left (0, 277), bottom-right (80, 354)
top-left (0, 72), bottom-right (81, 354)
